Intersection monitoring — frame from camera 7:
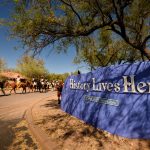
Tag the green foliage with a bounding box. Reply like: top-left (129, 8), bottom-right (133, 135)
top-left (74, 36), bottom-right (142, 69)
top-left (0, 58), bottom-right (7, 81)
top-left (48, 72), bottom-right (70, 82)
top-left (8, 0), bottom-right (150, 67)
top-left (0, 75), bottom-right (7, 82)
top-left (0, 19), bottom-right (4, 25)
top-left (0, 58), bottom-right (7, 72)
top-left (16, 55), bottom-right (49, 79)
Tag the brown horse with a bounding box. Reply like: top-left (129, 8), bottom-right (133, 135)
top-left (0, 81), bottom-right (6, 95)
top-left (1, 79), bottom-right (35, 95)
top-left (5, 80), bottom-right (17, 94)
top-left (5, 80), bottom-right (27, 94)
top-left (26, 81), bottom-right (34, 92)
top-left (18, 80), bottom-right (34, 93)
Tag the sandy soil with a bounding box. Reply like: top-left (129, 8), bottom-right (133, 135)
top-left (33, 98), bottom-right (150, 150)
top-left (0, 91), bottom-right (53, 150)
top-left (0, 119), bottom-right (40, 150)
top-left (8, 120), bottom-right (40, 150)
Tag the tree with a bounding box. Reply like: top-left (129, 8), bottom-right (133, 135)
top-left (16, 55), bottom-right (49, 79)
top-left (73, 36), bottom-right (142, 70)
top-left (9, 0), bottom-right (150, 60)
top-left (0, 19), bottom-right (4, 25)
top-left (0, 58), bottom-right (7, 72)
top-left (48, 72), bottom-right (70, 81)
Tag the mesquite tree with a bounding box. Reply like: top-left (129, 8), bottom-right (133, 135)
top-left (9, 0), bottom-right (150, 62)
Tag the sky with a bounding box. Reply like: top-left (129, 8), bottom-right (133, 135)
top-left (0, 1), bottom-right (89, 74)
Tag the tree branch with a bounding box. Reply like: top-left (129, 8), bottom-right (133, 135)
top-left (60, 0), bottom-right (84, 25)
top-left (95, 0), bottom-right (105, 23)
top-left (112, 0), bottom-right (127, 38)
top-left (143, 35), bottom-right (150, 47)
top-left (105, 48), bottom-right (118, 66)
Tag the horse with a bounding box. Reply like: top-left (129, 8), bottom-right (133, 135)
top-left (5, 80), bottom-right (17, 94)
top-left (42, 80), bottom-right (48, 93)
top-left (18, 82), bottom-right (27, 93)
top-left (0, 81), bottom-right (6, 95)
top-left (26, 79), bottom-right (40, 92)
top-left (36, 80), bottom-right (43, 92)
top-left (25, 80), bottom-right (35, 93)
top-left (18, 80), bottom-right (34, 93)
top-left (36, 79), bottom-right (48, 93)
top-left (5, 79), bottom-right (28, 94)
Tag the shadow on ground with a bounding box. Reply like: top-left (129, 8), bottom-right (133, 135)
top-left (0, 119), bottom-right (38, 150)
top-left (42, 99), bottom-right (60, 109)
top-left (34, 99), bottom-right (150, 150)
top-left (0, 119), bottom-right (20, 150)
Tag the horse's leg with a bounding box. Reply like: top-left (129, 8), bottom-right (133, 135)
top-left (31, 85), bottom-right (33, 92)
top-left (39, 86), bottom-right (41, 93)
top-left (22, 86), bottom-right (24, 93)
top-left (39, 84), bottom-right (41, 92)
top-left (14, 87), bottom-right (16, 94)
top-left (1, 88), bottom-right (6, 95)
top-left (31, 86), bottom-right (33, 92)
top-left (29, 86), bottom-right (31, 93)
top-left (42, 85), bottom-right (43, 92)
top-left (10, 88), bottom-right (13, 94)
top-left (42, 85), bottom-right (44, 92)
top-left (27, 86), bottom-right (30, 93)
top-left (44, 85), bottom-right (46, 92)
top-left (45, 85), bottom-right (47, 93)
top-left (10, 87), bottom-right (15, 94)
top-left (23, 86), bottom-right (26, 93)
top-left (35, 85), bottom-right (37, 92)
top-left (27, 85), bottom-right (30, 93)
top-left (30, 86), bottom-right (32, 93)
top-left (22, 87), bottom-right (24, 93)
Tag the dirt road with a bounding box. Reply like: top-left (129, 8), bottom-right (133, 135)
top-left (0, 91), bottom-right (53, 150)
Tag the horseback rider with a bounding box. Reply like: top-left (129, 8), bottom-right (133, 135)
top-left (40, 76), bottom-right (44, 86)
top-left (32, 78), bottom-right (35, 83)
top-left (16, 75), bottom-right (21, 88)
top-left (32, 78), bottom-right (37, 91)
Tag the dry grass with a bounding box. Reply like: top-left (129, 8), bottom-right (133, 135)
top-left (8, 120), bottom-right (40, 150)
top-left (35, 99), bottom-right (150, 150)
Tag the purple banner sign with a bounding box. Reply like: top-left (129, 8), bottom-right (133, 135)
top-left (61, 61), bottom-right (150, 139)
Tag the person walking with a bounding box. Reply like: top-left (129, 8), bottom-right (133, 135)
top-left (78, 70), bottom-right (81, 75)
top-left (56, 81), bottom-right (63, 104)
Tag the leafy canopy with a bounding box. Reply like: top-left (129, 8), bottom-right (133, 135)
top-left (0, 58), bottom-right (7, 72)
top-left (16, 55), bottom-right (49, 79)
top-left (9, 0), bottom-right (150, 67)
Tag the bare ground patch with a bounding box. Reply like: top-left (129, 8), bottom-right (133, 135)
top-left (34, 99), bottom-right (150, 150)
top-left (8, 120), bottom-right (40, 150)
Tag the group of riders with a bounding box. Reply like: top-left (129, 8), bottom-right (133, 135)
top-left (0, 75), bottom-right (64, 104)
